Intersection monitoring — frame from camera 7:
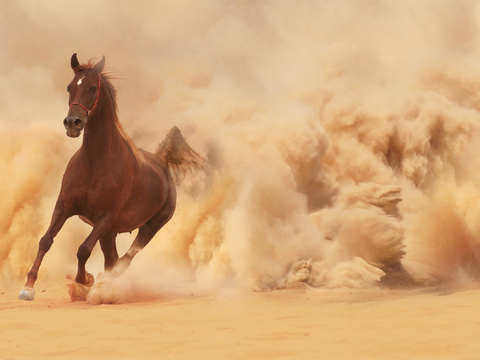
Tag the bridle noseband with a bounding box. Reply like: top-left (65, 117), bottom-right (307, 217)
top-left (69, 74), bottom-right (101, 117)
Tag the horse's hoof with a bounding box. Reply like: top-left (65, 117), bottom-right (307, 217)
top-left (67, 273), bottom-right (95, 302)
top-left (18, 287), bottom-right (35, 301)
top-left (85, 272), bottom-right (95, 287)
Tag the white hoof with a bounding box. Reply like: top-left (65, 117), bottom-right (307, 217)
top-left (18, 287), bottom-right (35, 301)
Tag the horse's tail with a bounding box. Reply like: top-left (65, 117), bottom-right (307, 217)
top-left (155, 126), bottom-right (204, 184)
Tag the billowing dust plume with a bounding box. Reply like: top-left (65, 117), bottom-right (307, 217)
top-left (3, 0), bottom-right (480, 293)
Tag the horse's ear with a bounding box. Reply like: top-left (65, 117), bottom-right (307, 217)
top-left (71, 53), bottom-right (80, 70)
top-left (94, 56), bottom-right (106, 73)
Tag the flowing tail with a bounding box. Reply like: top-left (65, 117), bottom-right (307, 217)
top-left (155, 126), bottom-right (204, 183)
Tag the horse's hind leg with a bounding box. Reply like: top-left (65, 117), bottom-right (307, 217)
top-left (112, 207), bottom-right (174, 277)
top-left (99, 232), bottom-right (119, 271)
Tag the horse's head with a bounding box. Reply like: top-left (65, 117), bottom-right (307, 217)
top-left (64, 53), bottom-right (105, 138)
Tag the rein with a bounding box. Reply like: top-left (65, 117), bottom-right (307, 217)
top-left (70, 74), bottom-right (101, 116)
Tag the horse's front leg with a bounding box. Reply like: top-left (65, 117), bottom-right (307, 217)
top-left (75, 216), bottom-right (114, 285)
top-left (19, 204), bottom-right (71, 301)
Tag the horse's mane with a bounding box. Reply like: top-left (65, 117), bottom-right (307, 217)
top-left (74, 60), bottom-right (146, 166)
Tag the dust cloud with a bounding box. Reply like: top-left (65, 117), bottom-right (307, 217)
top-left (2, 0), bottom-right (480, 294)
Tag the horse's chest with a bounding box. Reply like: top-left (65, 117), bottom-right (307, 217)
top-left (77, 169), bottom-right (133, 213)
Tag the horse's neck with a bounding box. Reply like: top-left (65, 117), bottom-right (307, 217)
top-left (81, 100), bottom-right (127, 164)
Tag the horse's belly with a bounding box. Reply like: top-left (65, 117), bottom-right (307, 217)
top-left (79, 215), bottom-right (94, 227)
top-left (77, 214), bottom-right (141, 234)
top-left (79, 206), bottom-right (163, 234)
top-left (111, 208), bottom-right (155, 233)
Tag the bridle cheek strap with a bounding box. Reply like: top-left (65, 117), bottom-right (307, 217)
top-left (69, 74), bottom-right (101, 117)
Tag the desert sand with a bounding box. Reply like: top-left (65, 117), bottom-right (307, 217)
top-left (2, 282), bottom-right (480, 360)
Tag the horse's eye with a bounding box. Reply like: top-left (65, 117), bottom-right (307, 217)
top-left (89, 87), bottom-right (96, 94)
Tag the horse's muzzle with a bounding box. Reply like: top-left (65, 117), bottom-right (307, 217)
top-left (64, 116), bottom-right (85, 138)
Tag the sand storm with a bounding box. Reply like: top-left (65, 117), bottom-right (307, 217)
top-left (2, 0), bottom-right (480, 296)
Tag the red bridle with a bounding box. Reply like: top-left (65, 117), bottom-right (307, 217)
top-left (70, 74), bottom-right (101, 117)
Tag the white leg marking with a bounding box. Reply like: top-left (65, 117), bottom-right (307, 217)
top-left (19, 287), bottom-right (35, 301)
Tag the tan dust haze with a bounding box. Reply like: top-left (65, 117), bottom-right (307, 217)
top-left (2, 0), bottom-right (480, 293)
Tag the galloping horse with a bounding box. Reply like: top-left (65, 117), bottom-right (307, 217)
top-left (19, 54), bottom-right (203, 301)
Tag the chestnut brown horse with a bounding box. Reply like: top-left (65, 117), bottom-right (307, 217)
top-left (19, 54), bottom-right (203, 301)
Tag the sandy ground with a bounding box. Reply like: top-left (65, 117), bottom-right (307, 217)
top-left (1, 281), bottom-right (480, 360)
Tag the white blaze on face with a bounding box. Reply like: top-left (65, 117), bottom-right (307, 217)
top-left (77, 76), bottom-right (85, 86)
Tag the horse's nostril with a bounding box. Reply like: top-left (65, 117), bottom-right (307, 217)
top-left (74, 119), bottom-right (83, 129)
top-left (63, 118), bottom-right (68, 128)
